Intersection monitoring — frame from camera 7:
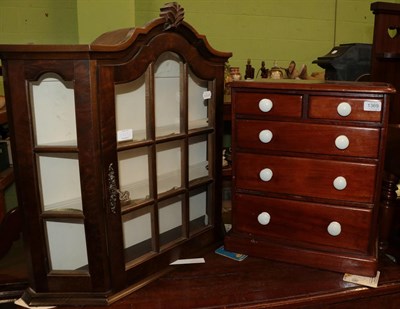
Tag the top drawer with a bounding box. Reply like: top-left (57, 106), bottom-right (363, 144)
top-left (234, 92), bottom-right (302, 118)
top-left (309, 96), bottom-right (383, 122)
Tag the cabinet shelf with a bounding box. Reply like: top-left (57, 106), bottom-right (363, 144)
top-left (41, 195), bottom-right (82, 212)
top-left (34, 145), bottom-right (79, 153)
top-left (155, 132), bottom-right (186, 143)
top-left (188, 126), bottom-right (214, 136)
top-left (156, 124), bottom-right (181, 138)
top-left (41, 209), bottom-right (84, 220)
top-left (188, 118), bottom-right (209, 130)
top-left (121, 199), bottom-right (155, 215)
top-left (117, 139), bottom-right (153, 151)
top-left (117, 129), bottom-right (147, 144)
top-left (189, 177), bottom-right (213, 189)
top-left (189, 161), bottom-right (209, 180)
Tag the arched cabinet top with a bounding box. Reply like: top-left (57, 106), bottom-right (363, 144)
top-left (91, 3), bottom-right (231, 62)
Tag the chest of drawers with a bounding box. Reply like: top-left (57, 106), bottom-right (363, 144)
top-left (225, 80), bottom-right (395, 276)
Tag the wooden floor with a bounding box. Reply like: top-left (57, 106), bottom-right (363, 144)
top-left (3, 242), bottom-right (400, 308)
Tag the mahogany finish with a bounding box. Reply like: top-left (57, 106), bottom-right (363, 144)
top-left (0, 168), bottom-right (13, 223)
top-left (16, 246), bottom-right (400, 309)
top-left (2, 244), bottom-right (400, 308)
top-left (225, 79), bottom-right (395, 277)
top-left (0, 3), bottom-right (231, 306)
top-left (369, 2), bottom-right (400, 260)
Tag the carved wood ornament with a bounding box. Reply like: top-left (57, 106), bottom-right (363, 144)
top-left (160, 2), bottom-right (185, 30)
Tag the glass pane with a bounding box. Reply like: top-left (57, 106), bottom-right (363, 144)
top-left (156, 140), bottom-right (182, 194)
top-left (189, 187), bottom-right (209, 234)
top-left (30, 73), bottom-right (77, 146)
top-left (123, 207), bottom-right (153, 263)
top-left (37, 153), bottom-right (82, 212)
top-left (118, 147), bottom-right (150, 203)
top-left (45, 219), bottom-right (88, 271)
top-left (189, 134), bottom-right (209, 181)
top-left (159, 195), bottom-right (183, 247)
top-left (115, 76), bottom-right (147, 143)
top-left (154, 52), bottom-right (181, 137)
top-left (188, 69), bottom-right (209, 130)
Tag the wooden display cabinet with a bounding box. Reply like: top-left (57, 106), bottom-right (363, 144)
top-left (0, 3), bottom-right (231, 306)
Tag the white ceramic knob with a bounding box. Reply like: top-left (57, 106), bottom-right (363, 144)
top-left (335, 135), bottom-right (349, 150)
top-left (327, 221), bottom-right (341, 236)
top-left (259, 129), bottom-right (273, 143)
top-left (259, 98), bottom-right (273, 112)
top-left (259, 168), bottom-right (273, 182)
top-left (257, 212), bottom-right (271, 225)
top-left (337, 102), bottom-right (352, 117)
top-left (333, 176), bottom-right (347, 190)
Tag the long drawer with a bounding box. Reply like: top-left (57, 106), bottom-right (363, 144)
top-left (235, 119), bottom-right (381, 158)
top-left (235, 152), bottom-right (377, 203)
top-left (233, 193), bottom-right (373, 254)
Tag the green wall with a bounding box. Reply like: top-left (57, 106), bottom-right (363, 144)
top-left (0, 0), bottom-right (135, 44)
top-left (0, 0), bottom-right (135, 94)
top-left (0, 0), bottom-right (78, 44)
top-left (77, 0), bottom-right (135, 43)
top-left (136, 0), bottom-right (400, 75)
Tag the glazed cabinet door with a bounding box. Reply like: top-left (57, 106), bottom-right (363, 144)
top-left (99, 51), bottom-right (219, 287)
top-left (0, 3), bottom-right (231, 304)
top-left (4, 59), bottom-right (109, 295)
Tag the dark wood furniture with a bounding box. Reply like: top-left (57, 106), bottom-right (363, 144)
top-left (0, 137), bottom-right (12, 224)
top-left (9, 244), bottom-right (400, 309)
top-left (225, 79), bottom-right (395, 277)
top-left (370, 2), bottom-right (400, 259)
top-left (0, 66), bottom-right (27, 304)
top-left (0, 78), bottom-right (13, 224)
top-left (0, 106), bottom-right (7, 125)
top-left (0, 3), bottom-right (231, 306)
top-left (0, 231), bottom-right (27, 304)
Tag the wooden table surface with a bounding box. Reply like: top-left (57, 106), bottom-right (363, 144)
top-left (41, 244), bottom-right (400, 309)
top-left (2, 242), bottom-right (400, 308)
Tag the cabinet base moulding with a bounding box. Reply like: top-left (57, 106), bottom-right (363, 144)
top-left (224, 231), bottom-right (378, 277)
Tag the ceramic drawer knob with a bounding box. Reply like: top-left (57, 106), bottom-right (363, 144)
top-left (259, 98), bottom-right (273, 112)
top-left (327, 221), bottom-right (342, 236)
top-left (333, 176), bottom-right (347, 190)
top-left (335, 135), bottom-right (350, 150)
top-left (259, 168), bottom-right (273, 182)
top-left (337, 102), bottom-right (352, 117)
top-left (257, 212), bottom-right (271, 225)
top-left (259, 129), bottom-right (273, 143)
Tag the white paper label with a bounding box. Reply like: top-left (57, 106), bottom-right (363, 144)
top-left (364, 100), bottom-right (381, 112)
top-left (117, 129), bottom-right (133, 142)
top-left (203, 91), bottom-right (212, 100)
top-left (343, 271), bottom-right (380, 288)
top-left (170, 258), bottom-right (205, 265)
